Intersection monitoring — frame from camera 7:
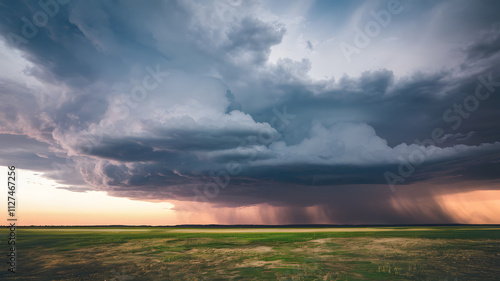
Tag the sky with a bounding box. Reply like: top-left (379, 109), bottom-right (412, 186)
top-left (0, 0), bottom-right (499, 225)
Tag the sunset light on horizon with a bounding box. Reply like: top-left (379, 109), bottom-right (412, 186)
top-left (2, 169), bottom-right (499, 226)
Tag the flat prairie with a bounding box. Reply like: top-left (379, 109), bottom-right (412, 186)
top-left (0, 226), bottom-right (498, 280)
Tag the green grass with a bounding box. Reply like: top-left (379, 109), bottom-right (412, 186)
top-left (0, 226), bottom-right (498, 280)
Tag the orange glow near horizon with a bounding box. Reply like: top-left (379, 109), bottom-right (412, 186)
top-left (0, 169), bottom-right (177, 226)
top-left (1, 168), bottom-right (499, 226)
top-left (435, 190), bottom-right (500, 224)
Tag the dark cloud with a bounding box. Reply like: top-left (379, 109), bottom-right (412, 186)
top-left (306, 40), bottom-right (313, 50)
top-left (224, 17), bottom-right (285, 65)
top-left (465, 28), bottom-right (500, 61)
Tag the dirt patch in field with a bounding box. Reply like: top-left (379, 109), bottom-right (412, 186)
top-left (243, 246), bottom-right (274, 252)
top-left (37, 228), bottom-right (151, 232)
top-left (236, 259), bottom-right (283, 268)
top-left (310, 238), bottom-right (332, 243)
top-left (213, 245), bottom-right (274, 254)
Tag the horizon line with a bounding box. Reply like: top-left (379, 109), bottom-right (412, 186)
top-left (4, 223), bottom-right (500, 228)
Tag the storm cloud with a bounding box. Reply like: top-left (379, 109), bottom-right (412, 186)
top-left (1, 0), bottom-right (500, 224)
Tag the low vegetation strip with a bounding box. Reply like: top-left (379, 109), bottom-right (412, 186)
top-left (0, 226), bottom-right (498, 280)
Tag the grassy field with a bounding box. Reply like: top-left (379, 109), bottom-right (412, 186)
top-left (0, 226), bottom-right (499, 280)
